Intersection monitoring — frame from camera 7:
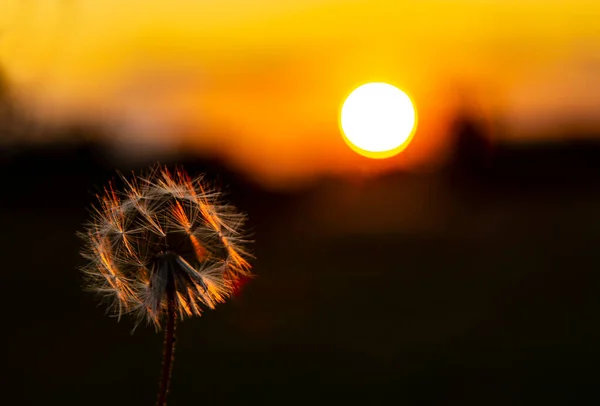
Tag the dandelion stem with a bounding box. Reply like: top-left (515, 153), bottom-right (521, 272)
top-left (156, 283), bottom-right (176, 406)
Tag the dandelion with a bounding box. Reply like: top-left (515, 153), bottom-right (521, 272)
top-left (79, 165), bottom-right (252, 406)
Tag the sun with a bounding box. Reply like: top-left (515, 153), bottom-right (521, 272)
top-left (339, 82), bottom-right (417, 159)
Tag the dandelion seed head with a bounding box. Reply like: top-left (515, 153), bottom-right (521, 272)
top-left (80, 165), bottom-right (252, 329)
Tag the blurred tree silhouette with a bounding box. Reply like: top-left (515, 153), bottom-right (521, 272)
top-left (0, 64), bottom-right (38, 148)
top-left (448, 107), bottom-right (493, 185)
top-left (0, 66), bottom-right (24, 145)
top-left (0, 66), bottom-right (17, 134)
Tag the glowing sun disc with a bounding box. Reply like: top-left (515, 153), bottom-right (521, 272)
top-left (340, 82), bottom-right (417, 159)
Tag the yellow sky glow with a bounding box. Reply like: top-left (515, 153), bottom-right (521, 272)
top-left (1, 0), bottom-right (599, 186)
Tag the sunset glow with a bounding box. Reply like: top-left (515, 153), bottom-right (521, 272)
top-left (0, 0), bottom-right (599, 187)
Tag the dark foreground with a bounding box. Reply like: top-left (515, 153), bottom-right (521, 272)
top-left (3, 141), bottom-right (600, 405)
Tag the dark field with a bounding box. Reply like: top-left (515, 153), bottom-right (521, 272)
top-left (3, 141), bottom-right (600, 405)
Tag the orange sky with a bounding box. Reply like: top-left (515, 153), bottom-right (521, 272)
top-left (1, 0), bottom-right (599, 187)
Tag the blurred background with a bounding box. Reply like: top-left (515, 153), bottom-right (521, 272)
top-left (2, 1), bottom-right (600, 404)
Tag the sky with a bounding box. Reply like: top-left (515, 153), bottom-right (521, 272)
top-left (1, 0), bottom-right (599, 186)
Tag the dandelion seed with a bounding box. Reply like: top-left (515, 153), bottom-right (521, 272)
top-left (79, 165), bottom-right (252, 406)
